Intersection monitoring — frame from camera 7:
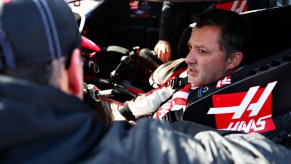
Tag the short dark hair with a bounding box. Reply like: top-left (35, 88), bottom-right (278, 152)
top-left (194, 9), bottom-right (250, 58)
top-left (0, 57), bottom-right (65, 87)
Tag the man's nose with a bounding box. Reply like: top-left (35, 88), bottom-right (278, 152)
top-left (185, 51), bottom-right (197, 64)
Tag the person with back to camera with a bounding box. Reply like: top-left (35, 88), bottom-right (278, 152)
top-left (0, 0), bottom-right (290, 163)
top-left (154, 1), bottom-right (215, 63)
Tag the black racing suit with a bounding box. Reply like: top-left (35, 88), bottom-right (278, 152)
top-left (158, 1), bottom-right (215, 59)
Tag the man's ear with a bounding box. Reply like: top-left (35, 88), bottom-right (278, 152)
top-left (227, 52), bottom-right (243, 70)
top-left (66, 48), bottom-right (83, 99)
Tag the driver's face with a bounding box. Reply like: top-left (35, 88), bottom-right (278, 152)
top-left (185, 25), bottom-right (229, 87)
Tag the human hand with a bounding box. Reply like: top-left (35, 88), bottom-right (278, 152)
top-left (128, 120), bottom-right (136, 126)
top-left (112, 106), bottom-right (136, 126)
top-left (154, 40), bottom-right (171, 63)
top-left (112, 107), bottom-right (127, 121)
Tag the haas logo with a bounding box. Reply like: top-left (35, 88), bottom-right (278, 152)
top-left (208, 81), bottom-right (277, 133)
top-left (216, 0), bottom-right (248, 13)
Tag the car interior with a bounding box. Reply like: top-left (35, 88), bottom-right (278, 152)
top-left (69, 0), bottom-right (291, 147)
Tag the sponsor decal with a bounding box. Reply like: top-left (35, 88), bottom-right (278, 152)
top-left (129, 1), bottom-right (139, 10)
top-left (216, 76), bottom-right (231, 88)
top-left (208, 81), bottom-right (277, 133)
top-left (216, 0), bottom-right (248, 13)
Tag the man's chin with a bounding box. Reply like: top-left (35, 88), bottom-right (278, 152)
top-left (188, 76), bottom-right (199, 86)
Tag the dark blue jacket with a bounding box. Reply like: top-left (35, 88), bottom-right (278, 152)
top-left (1, 75), bottom-right (290, 163)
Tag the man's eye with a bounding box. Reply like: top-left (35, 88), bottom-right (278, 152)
top-left (188, 45), bottom-right (192, 50)
top-left (199, 49), bottom-right (207, 54)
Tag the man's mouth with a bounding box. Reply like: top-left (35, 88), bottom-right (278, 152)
top-left (187, 67), bottom-right (197, 76)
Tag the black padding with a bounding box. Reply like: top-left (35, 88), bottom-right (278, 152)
top-left (242, 5), bottom-right (291, 65)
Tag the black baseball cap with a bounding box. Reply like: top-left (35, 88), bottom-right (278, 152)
top-left (0, 0), bottom-right (81, 70)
